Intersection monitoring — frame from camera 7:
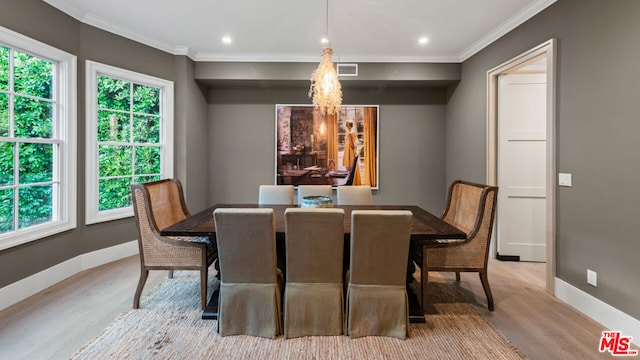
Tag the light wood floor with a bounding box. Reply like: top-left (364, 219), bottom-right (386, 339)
top-left (0, 256), bottom-right (629, 359)
top-left (0, 257), bottom-right (166, 360)
top-left (436, 260), bottom-right (622, 359)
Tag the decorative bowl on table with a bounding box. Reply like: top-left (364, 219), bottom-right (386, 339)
top-left (301, 195), bottom-right (334, 208)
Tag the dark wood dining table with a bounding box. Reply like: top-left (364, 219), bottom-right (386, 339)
top-left (161, 203), bottom-right (466, 323)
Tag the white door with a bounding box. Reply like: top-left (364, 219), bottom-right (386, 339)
top-left (497, 73), bottom-right (547, 262)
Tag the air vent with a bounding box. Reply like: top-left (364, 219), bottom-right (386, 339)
top-left (337, 63), bottom-right (358, 76)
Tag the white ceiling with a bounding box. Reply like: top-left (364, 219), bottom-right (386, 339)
top-left (43, 0), bottom-right (556, 63)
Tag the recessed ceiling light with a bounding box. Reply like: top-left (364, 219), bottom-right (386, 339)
top-left (418, 37), bottom-right (429, 45)
top-left (222, 36), bottom-right (232, 44)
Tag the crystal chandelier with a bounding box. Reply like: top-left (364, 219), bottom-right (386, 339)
top-left (308, 0), bottom-right (342, 115)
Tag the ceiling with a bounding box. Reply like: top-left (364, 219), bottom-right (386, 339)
top-left (43, 0), bottom-right (556, 63)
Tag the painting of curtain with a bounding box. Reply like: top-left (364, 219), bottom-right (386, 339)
top-left (362, 107), bottom-right (377, 187)
top-left (275, 105), bottom-right (378, 188)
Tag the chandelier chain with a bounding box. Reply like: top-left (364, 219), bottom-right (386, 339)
top-left (326, 0), bottom-right (329, 42)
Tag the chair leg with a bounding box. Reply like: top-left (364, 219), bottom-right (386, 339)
top-left (479, 270), bottom-right (495, 311)
top-left (168, 270), bottom-right (174, 279)
top-left (455, 272), bottom-right (461, 282)
top-left (134, 269), bottom-right (149, 309)
top-left (200, 267), bottom-right (208, 310)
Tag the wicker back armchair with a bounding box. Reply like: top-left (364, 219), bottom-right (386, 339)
top-left (420, 180), bottom-right (498, 311)
top-left (131, 178), bottom-right (216, 310)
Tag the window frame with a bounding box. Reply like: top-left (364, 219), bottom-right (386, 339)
top-left (85, 60), bottom-right (173, 225)
top-left (0, 26), bottom-right (77, 251)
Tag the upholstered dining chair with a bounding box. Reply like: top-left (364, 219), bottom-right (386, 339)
top-left (131, 178), bottom-right (216, 310)
top-left (213, 208), bottom-right (282, 338)
top-left (417, 180), bottom-right (498, 311)
top-left (345, 210), bottom-right (413, 339)
top-left (336, 185), bottom-right (373, 205)
top-left (259, 185), bottom-right (294, 205)
top-left (283, 208), bottom-right (345, 338)
top-left (296, 184), bottom-right (333, 204)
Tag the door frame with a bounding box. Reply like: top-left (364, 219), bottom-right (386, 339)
top-left (486, 38), bottom-right (557, 295)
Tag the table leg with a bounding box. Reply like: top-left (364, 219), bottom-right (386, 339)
top-left (421, 245), bottom-right (428, 318)
top-left (407, 248), bottom-right (426, 323)
top-left (407, 282), bottom-right (426, 323)
top-left (202, 285), bottom-right (219, 320)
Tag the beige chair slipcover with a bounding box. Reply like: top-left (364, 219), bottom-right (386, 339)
top-left (213, 208), bottom-right (282, 338)
top-left (336, 185), bottom-right (373, 205)
top-left (419, 180), bottom-right (498, 311)
top-left (296, 185), bottom-right (333, 204)
top-left (131, 179), bottom-right (215, 310)
top-left (259, 185), bottom-right (294, 205)
top-left (283, 208), bottom-right (345, 338)
top-left (345, 210), bottom-right (413, 339)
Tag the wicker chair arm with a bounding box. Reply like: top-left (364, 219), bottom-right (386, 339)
top-left (149, 227), bottom-right (209, 249)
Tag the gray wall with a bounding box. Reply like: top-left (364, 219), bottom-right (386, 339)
top-left (207, 85), bottom-right (449, 214)
top-left (447, 0), bottom-right (640, 319)
top-left (0, 0), bottom-right (200, 287)
top-left (4, 0), bottom-right (638, 323)
top-left (0, 0), bottom-right (451, 289)
top-left (174, 56), bottom-right (210, 213)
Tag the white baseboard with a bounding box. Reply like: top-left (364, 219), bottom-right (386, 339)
top-left (555, 277), bottom-right (640, 346)
top-left (0, 240), bottom-right (138, 312)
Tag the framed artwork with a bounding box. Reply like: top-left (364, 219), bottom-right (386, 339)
top-left (275, 104), bottom-right (379, 189)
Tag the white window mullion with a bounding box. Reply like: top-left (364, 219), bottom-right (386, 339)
top-left (0, 25), bottom-right (76, 251)
top-left (85, 60), bottom-right (173, 224)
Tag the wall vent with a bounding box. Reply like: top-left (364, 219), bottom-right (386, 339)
top-left (337, 63), bottom-right (358, 76)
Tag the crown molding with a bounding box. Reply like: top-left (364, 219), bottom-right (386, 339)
top-left (459, 0), bottom-right (558, 61)
top-left (44, 0), bottom-right (557, 64)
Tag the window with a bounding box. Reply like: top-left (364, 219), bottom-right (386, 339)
top-left (85, 61), bottom-right (173, 224)
top-left (0, 26), bottom-right (77, 250)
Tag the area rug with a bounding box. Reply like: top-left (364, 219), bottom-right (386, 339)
top-left (71, 271), bottom-right (523, 359)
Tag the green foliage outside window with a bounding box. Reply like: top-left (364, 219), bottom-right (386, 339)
top-left (0, 47), bottom-right (54, 234)
top-left (0, 46), bottom-right (9, 90)
top-left (96, 75), bottom-right (161, 211)
top-left (18, 185), bottom-right (52, 229)
top-left (0, 51), bottom-right (164, 231)
top-left (0, 142), bottom-right (12, 186)
top-left (0, 188), bottom-right (12, 233)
